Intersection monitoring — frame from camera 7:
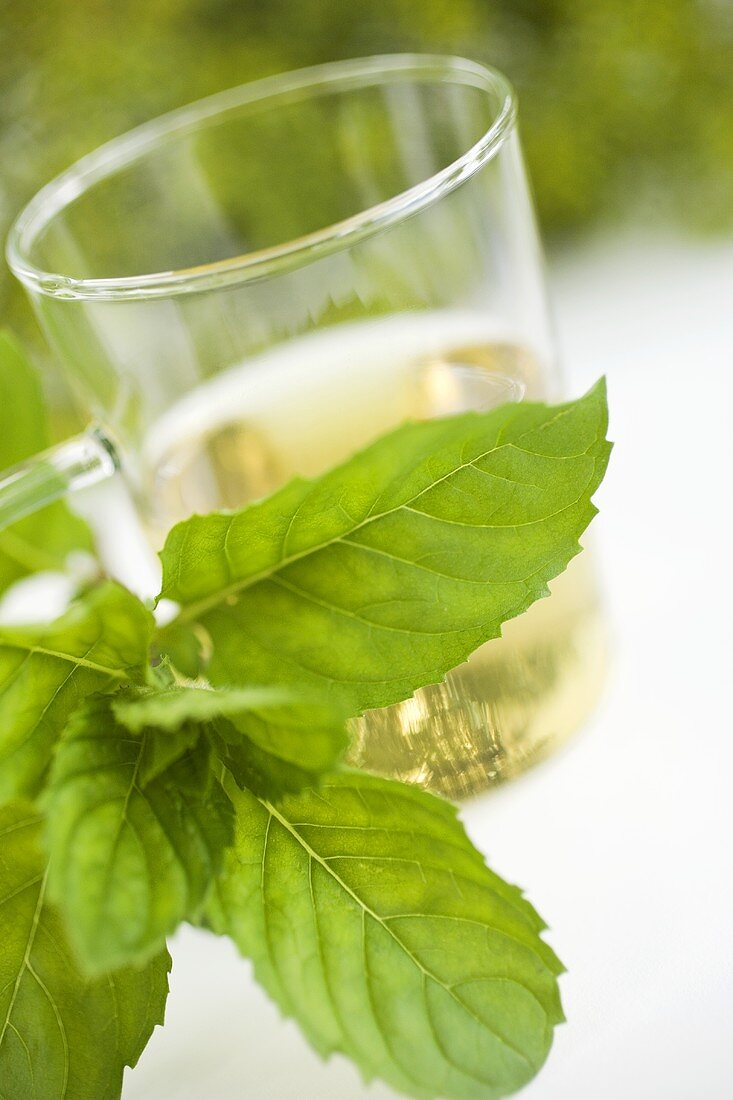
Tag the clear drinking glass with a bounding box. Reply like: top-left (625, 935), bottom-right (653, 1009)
top-left (4, 55), bottom-right (607, 798)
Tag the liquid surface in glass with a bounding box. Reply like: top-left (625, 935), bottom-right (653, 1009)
top-left (142, 312), bottom-right (607, 798)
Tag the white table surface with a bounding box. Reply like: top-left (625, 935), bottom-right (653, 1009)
top-left (108, 233), bottom-right (732, 1100)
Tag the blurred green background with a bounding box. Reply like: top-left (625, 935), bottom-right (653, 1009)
top-left (2, 0), bottom-right (732, 341)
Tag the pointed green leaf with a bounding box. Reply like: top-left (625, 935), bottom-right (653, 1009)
top-left (44, 696), bottom-right (233, 973)
top-left (159, 384), bottom-right (610, 716)
top-left (208, 772), bottom-right (564, 1100)
top-left (114, 685), bottom-right (349, 798)
top-left (0, 581), bottom-right (153, 802)
top-left (0, 332), bottom-right (93, 592)
top-left (0, 800), bottom-right (169, 1100)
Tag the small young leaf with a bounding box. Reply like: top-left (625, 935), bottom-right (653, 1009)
top-left (44, 696), bottom-right (233, 973)
top-left (0, 581), bottom-right (153, 802)
top-left (208, 772), bottom-right (564, 1100)
top-left (159, 383), bottom-right (610, 717)
top-left (0, 331), bottom-right (94, 592)
top-left (115, 685), bottom-right (349, 798)
top-left (0, 800), bottom-right (169, 1100)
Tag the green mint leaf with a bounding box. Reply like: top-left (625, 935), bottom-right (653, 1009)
top-left (44, 695), bottom-right (233, 973)
top-left (159, 383), bottom-right (610, 716)
top-left (0, 581), bottom-right (153, 802)
top-left (0, 800), bottom-right (170, 1099)
top-left (0, 332), bottom-right (94, 592)
top-left (115, 685), bottom-right (349, 798)
top-left (208, 772), bottom-right (563, 1100)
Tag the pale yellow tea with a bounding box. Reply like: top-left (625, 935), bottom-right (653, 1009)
top-left (142, 312), bottom-right (607, 797)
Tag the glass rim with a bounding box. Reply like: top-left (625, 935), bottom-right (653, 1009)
top-left (6, 54), bottom-right (516, 302)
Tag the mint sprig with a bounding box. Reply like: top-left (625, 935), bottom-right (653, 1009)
top-left (0, 380), bottom-right (611, 1099)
